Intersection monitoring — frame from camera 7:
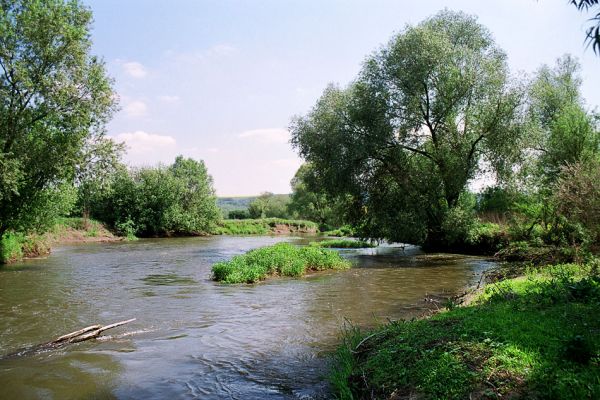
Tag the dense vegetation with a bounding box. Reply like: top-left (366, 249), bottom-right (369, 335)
top-left (0, 0), bottom-right (115, 238)
top-left (315, 239), bottom-right (375, 249)
top-left (289, 11), bottom-right (599, 258)
top-left (84, 156), bottom-right (220, 237)
top-left (212, 242), bottom-right (350, 283)
top-left (0, 1), bottom-right (222, 261)
top-left (332, 262), bottom-right (600, 399)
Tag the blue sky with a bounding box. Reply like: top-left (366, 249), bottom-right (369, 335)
top-left (85, 0), bottom-right (600, 196)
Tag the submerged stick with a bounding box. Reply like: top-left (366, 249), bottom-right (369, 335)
top-left (68, 318), bottom-right (136, 343)
top-left (54, 324), bottom-right (102, 343)
top-left (1, 318), bottom-right (136, 359)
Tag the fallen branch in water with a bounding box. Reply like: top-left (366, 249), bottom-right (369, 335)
top-left (1, 318), bottom-right (136, 359)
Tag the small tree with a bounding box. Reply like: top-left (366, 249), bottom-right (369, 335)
top-left (0, 0), bottom-right (116, 235)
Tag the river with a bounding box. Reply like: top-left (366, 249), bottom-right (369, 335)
top-left (0, 235), bottom-right (494, 399)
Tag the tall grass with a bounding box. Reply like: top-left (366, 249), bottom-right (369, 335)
top-left (212, 242), bottom-right (351, 283)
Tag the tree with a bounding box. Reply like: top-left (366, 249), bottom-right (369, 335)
top-left (291, 11), bottom-right (524, 247)
top-left (527, 55), bottom-right (599, 185)
top-left (0, 0), bottom-right (115, 235)
top-left (287, 163), bottom-right (343, 228)
top-left (248, 192), bottom-right (290, 219)
top-left (75, 136), bottom-right (125, 218)
top-left (570, 0), bottom-right (600, 54)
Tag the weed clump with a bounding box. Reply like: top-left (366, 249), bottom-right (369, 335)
top-left (212, 242), bottom-right (350, 283)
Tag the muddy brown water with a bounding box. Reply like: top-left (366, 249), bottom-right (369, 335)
top-left (0, 236), bottom-right (494, 399)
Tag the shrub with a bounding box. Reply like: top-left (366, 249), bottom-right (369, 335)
top-left (0, 233), bottom-right (24, 264)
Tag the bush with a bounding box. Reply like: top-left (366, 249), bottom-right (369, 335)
top-left (0, 233), bottom-right (24, 264)
top-left (212, 242), bottom-right (351, 283)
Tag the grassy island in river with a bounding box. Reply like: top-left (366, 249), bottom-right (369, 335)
top-left (212, 242), bottom-right (350, 283)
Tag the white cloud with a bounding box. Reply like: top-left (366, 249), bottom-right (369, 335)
top-left (238, 128), bottom-right (290, 144)
top-left (122, 61), bottom-right (148, 78)
top-left (124, 100), bottom-right (148, 117)
top-left (113, 131), bottom-right (176, 156)
top-left (158, 95), bottom-right (180, 103)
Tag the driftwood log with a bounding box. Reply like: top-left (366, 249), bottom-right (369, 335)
top-left (1, 318), bottom-right (136, 359)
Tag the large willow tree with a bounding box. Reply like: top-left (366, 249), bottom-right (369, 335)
top-left (291, 11), bottom-right (524, 247)
top-left (0, 0), bottom-right (115, 235)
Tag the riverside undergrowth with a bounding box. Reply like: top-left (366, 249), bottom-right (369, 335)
top-left (212, 242), bottom-right (350, 283)
top-left (331, 262), bottom-right (600, 399)
top-left (315, 239), bottom-right (376, 249)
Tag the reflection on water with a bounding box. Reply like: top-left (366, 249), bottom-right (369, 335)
top-left (0, 236), bottom-right (494, 399)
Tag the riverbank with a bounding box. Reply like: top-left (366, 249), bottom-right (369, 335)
top-left (0, 218), bottom-right (122, 264)
top-left (330, 261), bottom-right (600, 399)
top-left (211, 218), bottom-right (319, 235)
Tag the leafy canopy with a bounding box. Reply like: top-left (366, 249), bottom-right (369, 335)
top-left (291, 10), bottom-right (524, 246)
top-left (0, 0), bottom-right (115, 234)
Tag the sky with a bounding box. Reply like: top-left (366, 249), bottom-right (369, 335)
top-left (84, 0), bottom-right (600, 196)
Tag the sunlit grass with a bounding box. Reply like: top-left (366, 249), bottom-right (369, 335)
top-left (212, 242), bottom-right (351, 283)
top-left (331, 262), bottom-right (600, 399)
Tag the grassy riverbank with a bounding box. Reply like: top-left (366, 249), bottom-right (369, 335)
top-left (0, 218), bottom-right (121, 264)
top-left (212, 242), bottom-right (350, 283)
top-left (316, 239), bottom-right (375, 248)
top-left (212, 218), bottom-right (319, 235)
top-left (331, 262), bottom-right (600, 399)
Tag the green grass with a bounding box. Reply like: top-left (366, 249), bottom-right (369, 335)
top-left (323, 225), bottom-right (355, 237)
top-left (212, 218), bottom-right (319, 235)
top-left (0, 232), bottom-right (50, 264)
top-left (315, 239), bottom-right (376, 249)
top-left (331, 262), bottom-right (600, 399)
top-left (212, 242), bottom-right (351, 283)
top-left (0, 233), bottom-right (24, 264)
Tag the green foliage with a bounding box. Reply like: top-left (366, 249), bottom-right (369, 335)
top-left (0, 232), bottom-right (23, 264)
top-left (247, 192), bottom-right (291, 219)
top-left (87, 156), bottom-right (220, 237)
top-left (555, 159), bottom-right (600, 245)
top-left (323, 225), bottom-right (355, 237)
top-left (331, 263), bottom-right (600, 399)
top-left (212, 218), bottom-right (318, 235)
top-left (290, 10), bottom-right (524, 248)
top-left (314, 239), bottom-right (375, 249)
top-left (526, 55), bottom-right (599, 186)
top-left (287, 163), bottom-right (344, 229)
top-left (0, 0), bottom-right (116, 236)
top-left (212, 242), bottom-right (351, 283)
top-left (227, 209), bottom-right (250, 219)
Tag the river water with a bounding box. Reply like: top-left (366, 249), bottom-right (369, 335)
top-left (0, 236), bottom-right (493, 399)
